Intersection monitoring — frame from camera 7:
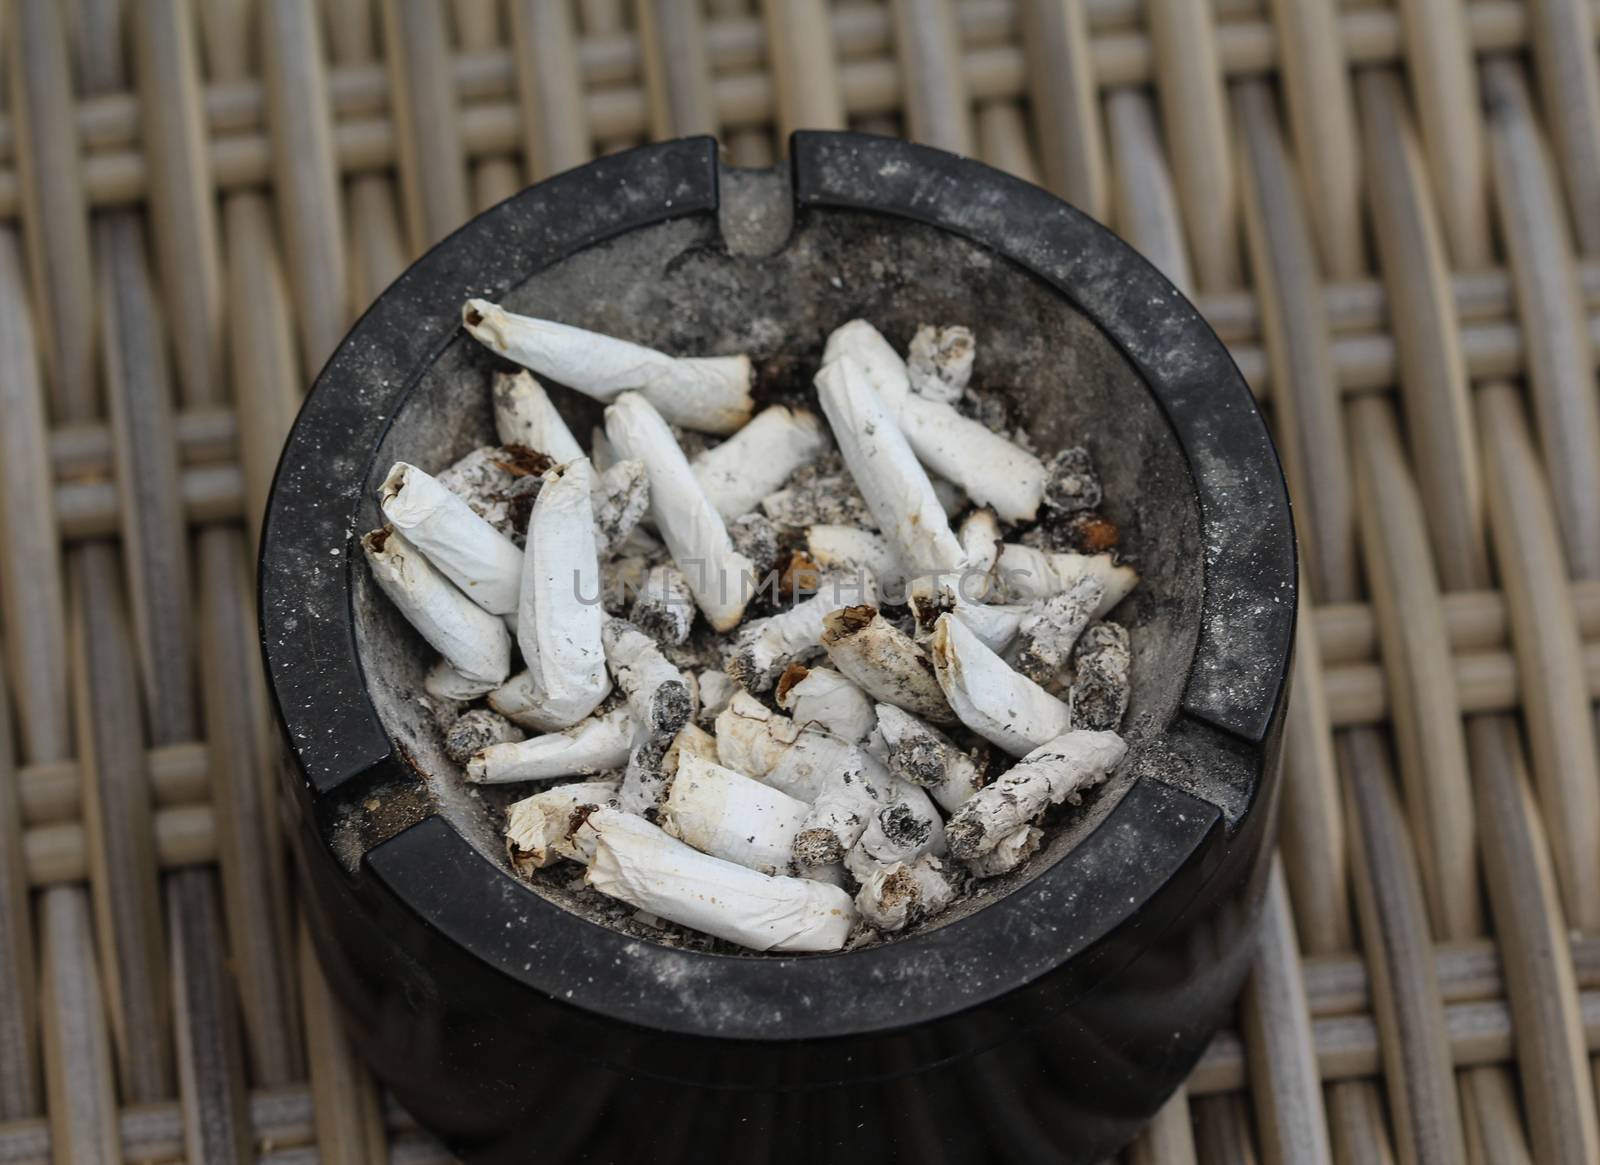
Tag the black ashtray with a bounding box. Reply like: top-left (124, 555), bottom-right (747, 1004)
top-left (260, 133), bottom-right (1294, 1164)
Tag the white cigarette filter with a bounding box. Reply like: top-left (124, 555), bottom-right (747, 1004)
top-left (814, 354), bottom-right (965, 578)
top-left (806, 524), bottom-right (905, 594)
top-left (661, 752), bottom-right (812, 876)
top-left (631, 565), bottom-right (695, 646)
top-left (1014, 576), bottom-right (1105, 690)
top-left (463, 299), bottom-right (754, 434)
top-left (875, 703), bottom-right (984, 814)
top-left (574, 808), bottom-right (857, 952)
top-left (1069, 621), bottom-right (1132, 731)
top-left (362, 528), bottom-right (511, 685)
top-left (906, 324), bottom-right (975, 404)
top-left (855, 856), bottom-right (960, 932)
top-left (591, 459), bottom-right (650, 556)
top-left (691, 405), bottom-right (831, 519)
top-left (601, 618), bottom-right (694, 738)
top-left (929, 613), bottom-right (1072, 756)
top-left (822, 320), bottom-right (1045, 522)
top-left (775, 665), bottom-right (876, 743)
top-left (843, 784), bottom-right (947, 881)
top-left (727, 575), bottom-right (876, 694)
top-left (957, 508), bottom-right (1003, 578)
top-left (379, 462), bottom-right (525, 615)
top-left (962, 824), bottom-right (1044, 879)
top-left (714, 693), bottom-right (882, 803)
top-left (424, 657), bottom-right (498, 701)
top-left (466, 701), bottom-right (634, 783)
top-left (605, 392), bottom-right (755, 631)
top-left (821, 606), bottom-right (957, 727)
top-left (515, 459), bottom-right (611, 730)
top-left (505, 780), bottom-right (620, 873)
top-left (945, 730), bottom-right (1127, 861)
top-left (993, 544), bottom-right (1138, 612)
top-left (492, 369), bottom-right (585, 464)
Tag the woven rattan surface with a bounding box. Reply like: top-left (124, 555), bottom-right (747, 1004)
top-left (0, 1), bottom-right (1598, 1162)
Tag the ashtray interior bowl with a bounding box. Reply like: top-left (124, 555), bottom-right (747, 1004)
top-left (260, 134), bottom-right (1295, 1165)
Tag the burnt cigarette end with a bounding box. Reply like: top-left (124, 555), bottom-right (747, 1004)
top-left (945, 816), bottom-right (986, 861)
top-left (464, 305), bottom-right (485, 329)
top-left (793, 827), bottom-right (845, 869)
top-left (1069, 622), bottom-right (1132, 731)
top-left (651, 680), bottom-right (695, 737)
top-left (443, 708), bottom-right (523, 765)
top-left (822, 604), bottom-right (877, 642)
top-left (729, 512), bottom-right (782, 577)
top-left (888, 735), bottom-right (944, 788)
top-left (493, 443), bottom-right (555, 478)
top-left (877, 801), bottom-right (933, 851)
top-left (1042, 447), bottom-right (1102, 514)
top-left (774, 662), bottom-right (810, 704)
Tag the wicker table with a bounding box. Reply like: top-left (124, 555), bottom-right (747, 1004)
top-left (1, 2), bottom-right (1597, 1163)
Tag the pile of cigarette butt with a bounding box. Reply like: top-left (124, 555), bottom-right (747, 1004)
top-left (363, 301), bottom-right (1139, 954)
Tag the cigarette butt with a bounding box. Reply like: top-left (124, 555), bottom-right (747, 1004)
top-left (945, 730), bottom-right (1127, 861)
top-left (444, 708), bottom-right (523, 765)
top-left (875, 703), bottom-right (984, 814)
top-left (814, 355), bottom-right (965, 577)
top-left (806, 524), bottom-right (904, 593)
top-left (994, 543), bottom-right (1138, 612)
top-left (380, 462), bottom-right (525, 615)
top-left (602, 618), bottom-right (694, 739)
top-left (907, 324), bottom-right (974, 404)
top-left (605, 392), bottom-right (755, 631)
top-left (821, 605), bottom-right (957, 727)
top-left (621, 731), bottom-right (673, 818)
top-left (505, 779), bottom-right (622, 873)
top-left (775, 665), bottom-right (876, 743)
top-left (463, 299), bottom-right (754, 434)
top-left (695, 669), bottom-right (735, 727)
top-left (714, 692), bottom-right (883, 804)
top-left (692, 405), bottom-right (831, 519)
top-left (1014, 576), bottom-right (1104, 690)
top-left (493, 369), bottom-right (586, 464)
top-left (591, 458), bottom-right (650, 556)
top-left (424, 657), bottom-right (498, 701)
top-left (362, 527), bottom-right (511, 685)
top-left (575, 808), bottom-right (857, 952)
top-left (957, 507), bottom-right (1002, 579)
top-left (929, 613), bottom-right (1072, 756)
top-left (823, 320), bottom-right (1045, 523)
top-left (661, 752), bottom-right (812, 875)
top-left (843, 784), bottom-right (947, 881)
top-left (855, 855), bottom-right (959, 932)
top-left (728, 576), bottom-right (876, 694)
top-left (515, 459), bottom-right (612, 730)
top-left (793, 762), bottom-right (886, 869)
top-left (466, 701), bottom-right (634, 783)
top-left (1069, 622), bottom-right (1132, 731)
top-left (1042, 446), bottom-right (1102, 514)
top-left (630, 564), bottom-right (695, 646)
top-left (962, 824), bottom-right (1044, 879)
